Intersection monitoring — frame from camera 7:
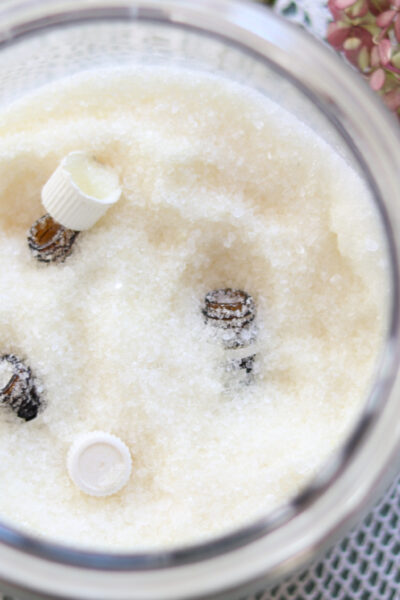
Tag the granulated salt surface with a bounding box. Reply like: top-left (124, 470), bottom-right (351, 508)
top-left (0, 67), bottom-right (389, 550)
top-left (0, 360), bottom-right (13, 390)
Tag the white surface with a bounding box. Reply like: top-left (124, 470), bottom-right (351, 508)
top-left (67, 431), bottom-right (132, 497)
top-left (274, 0), bottom-right (330, 37)
top-left (42, 151), bottom-right (121, 230)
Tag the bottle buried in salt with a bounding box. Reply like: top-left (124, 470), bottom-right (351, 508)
top-left (28, 214), bottom-right (79, 263)
top-left (0, 354), bottom-right (41, 421)
top-left (27, 151), bottom-right (121, 263)
top-left (203, 288), bottom-right (257, 383)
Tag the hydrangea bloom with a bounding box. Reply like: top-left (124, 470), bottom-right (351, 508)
top-left (327, 0), bottom-right (400, 116)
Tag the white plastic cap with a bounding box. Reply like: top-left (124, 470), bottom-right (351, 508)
top-left (67, 432), bottom-right (132, 497)
top-left (42, 151), bottom-right (121, 231)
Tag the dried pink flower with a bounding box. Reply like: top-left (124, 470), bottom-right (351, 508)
top-left (328, 0), bottom-right (400, 118)
top-left (370, 67), bottom-right (386, 89)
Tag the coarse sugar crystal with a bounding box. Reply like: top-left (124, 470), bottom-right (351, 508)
top-left (0, 66), bottom-right (389, 551)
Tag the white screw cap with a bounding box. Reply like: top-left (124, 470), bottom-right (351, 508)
top-left (42, 151), bottom-right (121, 231)
top-left (67, 432), bottom-right (132, 497)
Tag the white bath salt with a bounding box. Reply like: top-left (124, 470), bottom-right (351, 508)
top-left (0, 360), bottom-right (13, 390)
top-left (0, 67), bottom-right (389, 550)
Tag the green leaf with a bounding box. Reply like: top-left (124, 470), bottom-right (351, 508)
top-left (358, 46), bottom-right (370, 71)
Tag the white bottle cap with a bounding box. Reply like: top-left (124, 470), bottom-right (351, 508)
top-left (42, 151), bottom-right (121, 231)
top-left (67, 432), bottom-right (132, 497)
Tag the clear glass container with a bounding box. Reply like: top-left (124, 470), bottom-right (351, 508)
top-left (0, 1), bottom-right (399, 599)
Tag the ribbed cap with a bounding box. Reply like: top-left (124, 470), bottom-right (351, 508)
top-left (42, 151), bottom-right (121, 231)
top-left (67, 431), bottom-right (132, 497)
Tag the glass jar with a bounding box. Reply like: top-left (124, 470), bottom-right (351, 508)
top-left (0, 1), bottom-right (399, 599)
